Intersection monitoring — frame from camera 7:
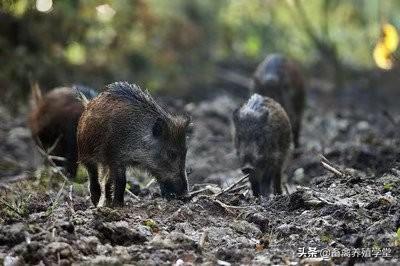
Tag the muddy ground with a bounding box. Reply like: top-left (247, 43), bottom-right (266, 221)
top-left (0, 77), bottom-right (399, 265)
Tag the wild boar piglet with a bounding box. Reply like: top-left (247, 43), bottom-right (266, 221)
top-left (77, 82), bottom-right (190, 207)
top-left (233, 93), bottom-right (292, 196)
top-left (253, 53), bottom-right (305, 147)
top-left (29, 85), bottom-right (97, 179)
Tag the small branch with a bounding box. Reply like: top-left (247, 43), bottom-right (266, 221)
top-left (188, 174), bottom-right (250, 213)
top-left (145, 178), bottom-right (156, 189)
top-left (382, 110), bottom-right (398, 127)
top-left (228, 184), bottom-right (249, 194)
top-left (321, 161), bottom-right (344, 177)
top-left (47, 155), bottom-right (67, 162)
top-left (47, 135), bottom-right (62, 154)
top-left (196, 195), bottom-right (250, 214)
top-left (126, 188), bottom-right (140, 200)
top-left (283, 183), bottom-right (290, 195)
top-left (214, 199), bottom-right (248, 210)
top-left (67, 185), bottom-right (75, 214)
top-left (188, 187), bottom-right (214, 198)
top-left (35, 137), bottom-right (70, 183)
top-left (312, 193), bottom-right (335, 205)
top-left (319, 154), bottom-right (345, 177)
top-left (215, 174), bottom-right (248, 197)
top-left (199, 230), bottom-right (209, 249)
top-left (46, 181), bottom-right (66, 216)
top-left (51, 227), bottom-right (56, 241)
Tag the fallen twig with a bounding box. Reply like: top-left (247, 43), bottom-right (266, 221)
top-left (382, 110), bottom-right (398, 127)
top-left (188, 187), bottom-right (215, 198)
top-left (66, 185), bottom-right (75, 214)
top-left (321, 161), bottom-right (344, 177)
top-left (46, 181), bottom-right (66, 216)
top-left (214, 199), bottom-right (248, 210)
top-left (195, 194), bottom-right (250, 214)
top-left (311, 193), bottom-right (334, 205)
top-left (47, 155), bottom-right (67, 162)
top-left (125, 188), bottom-right (140, 200)
top-left (145, 178), bottom-right (156, 188)
top-left (228, 184), bottom-right (248, 194)
top-left (47, 135), bottom-right (62, 155)
top-left (215, 174), bottom-right (249, 197)
top-left (199, 230), bottom-right (209, 249)
top-left (319, 154), bottom-right (345, 177)
top-left (35, 137), bottom-right (70, 183)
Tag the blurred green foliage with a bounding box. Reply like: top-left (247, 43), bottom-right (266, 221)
top-left (1, 0), bottom-right (400, 109)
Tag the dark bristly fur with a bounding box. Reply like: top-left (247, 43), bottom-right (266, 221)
top-left (253, 53), bottom-right (305, 147)
top-left (77, 81), bottom-right (190, 207)
top-left (233, 94), bottom-right (292, 196)
top-left (28, 85), bottom-right (98, 179)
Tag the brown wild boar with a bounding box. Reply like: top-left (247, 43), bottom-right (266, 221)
top-left (233, 94), bottom-right (292, 196)
top-left (77, 81), bottom-right (190, 207)
top-left (253, 53), bottom-right (305, 147)
top-left (28, 84), bottom-right (97, 179)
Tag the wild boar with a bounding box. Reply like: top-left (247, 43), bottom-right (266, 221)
top-left (253, 53), bottom-right (305, 147)
top-left (233, 94), bottom-right (292, 196)
top-left (28, 84), bottom-right (97, 179)
top-left (77, 81), bottom-right (190, 207)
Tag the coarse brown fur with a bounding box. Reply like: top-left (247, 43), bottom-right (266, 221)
top-left (77, 82), bottom-right (190, 207)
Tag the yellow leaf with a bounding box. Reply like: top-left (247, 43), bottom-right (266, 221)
top-left (373, 42), bottom-right (393, 70)
top-left (382, 23), bottom-right (399, 53)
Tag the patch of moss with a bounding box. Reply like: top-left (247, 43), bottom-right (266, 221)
top-left (74, 165), bottom-right (88, 184)
top-left (383, 183), bottom-right (394, 191)
top-left (143, 219), bottom-right (159, 232)
top-left (320, 232), bottom-right (333, 244)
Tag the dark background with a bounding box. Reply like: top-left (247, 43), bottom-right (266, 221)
top-left (1, 0), bottom-right (400, 111)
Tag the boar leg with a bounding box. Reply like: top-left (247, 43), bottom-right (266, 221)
top-left (262, 165), bottom-right (283, 195)
top-left (85, 162), bottom-right (101, 206)
top-left (64, 148), bottom-right (78, 180)
top-left (248, 173), bottom-right (261, 197)
top-left (273, 171), bottom-right (282, 195)
top-left (105, 176), bottom-right (113, 207)
top-left (293, 123), bottom-right (300, 148)
top-left (64, 125), bottom-right (78, 179)
top-left (111, 165), bottom-right (126, 207)
top-left (260, 169), bottom-right (273, 196)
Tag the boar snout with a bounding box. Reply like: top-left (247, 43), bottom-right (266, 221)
top-left (241, 163), bottom-right (255, 175)
top-left (159, 172), bottom-right (188, 199)
top-left (262, 73), bottom-right (279, 87)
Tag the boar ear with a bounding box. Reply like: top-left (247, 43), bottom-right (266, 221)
top-left (30, 81), bottom-right (43, 107)
top-left (184, 116), bottom-right (193, 134)
top-left (152, 118), bottom-right (168, 138)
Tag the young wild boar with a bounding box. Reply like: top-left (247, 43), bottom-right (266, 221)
top-left (29, 84), bottom-right (97, 179)
top-left (77, 82), bottom-right (190, 207)
top-left (253, 53), bottom-right (305, 147)
top-left (233, 94), bottom-right (292, 196)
